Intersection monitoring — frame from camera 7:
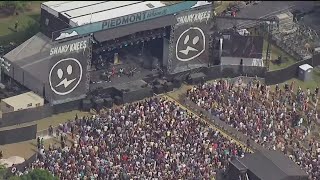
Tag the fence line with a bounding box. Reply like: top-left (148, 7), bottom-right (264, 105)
top-left (1, 54), bottom-right (319, 129)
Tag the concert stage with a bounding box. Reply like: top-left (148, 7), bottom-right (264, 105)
top-left (114, 80), bottom-right (153, 103)
top-left (90, 68), bottom-right (155, 91)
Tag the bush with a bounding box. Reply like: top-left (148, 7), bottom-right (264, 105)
top-left (9, 169), bottom-right (58, 180)
top-left (0, 1), bottom-right (28, 14)
top-left (0, 164), bottom-right (8, 180)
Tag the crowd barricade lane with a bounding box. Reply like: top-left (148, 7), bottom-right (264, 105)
top-left (36, 94), bottom-right (165, 139)
top-left (163, 95), bottom-right (254, 153)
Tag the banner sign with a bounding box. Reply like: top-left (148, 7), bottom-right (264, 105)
top-left (168, 6), bottom-right (212, 74)
top-left (52, 1), bottom-right (198, 41)
top-left (47, 37), bottom-right (90, 105)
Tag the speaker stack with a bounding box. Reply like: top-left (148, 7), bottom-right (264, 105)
top-left (92, 97), bottom-right (104, 111)
top-left (121, 89), bottom-right (130, 93)
top-left (173, 77), bottom-right (183, 88)
top-left (100, 72), bottom-right (108, 81)
top-left (82, 99), bottom-right (92, 111)
top-left (164, 82), bottom-right (174, 92)
top-left (104, 98), bottom-right (114, 108)
top-left (154, 84), bottom-right (165, 94)
top-left (114, 96), bottom-right (123, 105)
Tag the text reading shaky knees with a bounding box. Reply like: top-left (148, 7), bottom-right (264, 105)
top-left (50, 40), bottom-right (87, 56)
top-left (176, 10), bottom-right (211, 26)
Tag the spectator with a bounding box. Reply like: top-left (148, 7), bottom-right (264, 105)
top-left (24, 97), bottom-right (247, 179)
top-left (48, 125), bottom-right (53, 136)
top-left (187, 78), bottom-right (320, 179)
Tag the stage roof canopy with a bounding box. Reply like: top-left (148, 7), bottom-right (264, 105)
top-left (240, 149), bottom-right (308, 180)
top-left (3, 32), bottom-right (52, 83)
top-left (42, 1), bottom-right (166, 27)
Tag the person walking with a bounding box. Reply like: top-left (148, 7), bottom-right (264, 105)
top-left (14, 21), bottom-right (19, 31)
top-left (37, 137), bottom-right (41, 149)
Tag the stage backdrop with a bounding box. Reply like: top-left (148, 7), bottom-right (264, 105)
top-left (168, 6), bottom-right (212, 74)
top-left (47, 37), bottom-right (91, 105)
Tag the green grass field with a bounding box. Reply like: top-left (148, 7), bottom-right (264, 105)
top-left (270, 66), bottom-right (320, 91)
top-left (0, 1), bottom-right (43, 45)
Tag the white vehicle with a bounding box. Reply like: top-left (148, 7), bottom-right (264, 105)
top-left (237, 29), bottom-right (250, 36)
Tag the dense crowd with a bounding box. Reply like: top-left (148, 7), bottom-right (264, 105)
top-left (187, 78), bottom-right (320, 180)
top-left (22, 97), bottom-right (246, 180)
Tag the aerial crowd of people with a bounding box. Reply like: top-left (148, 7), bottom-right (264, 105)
top-left (186, 78), bottom-right (320, 180)
top-left (10, 77), bottom-right (320, 180)
top-left (20, 97), bottom-right (247, 179)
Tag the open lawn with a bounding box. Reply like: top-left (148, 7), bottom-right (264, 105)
top-left (0, 1), bottom-right (43, 45)
top-left (261, 39), bottom-right (298, 71)
top-left (269, 66), bottom-right (320, 91)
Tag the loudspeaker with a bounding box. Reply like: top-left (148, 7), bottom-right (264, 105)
top-left (93, 98), bottom-right (104, 111)
top-left (82, 99), bottom-right (92, 111)
top-left (141, 84), bottom-right (148, 88)
top-left (152, 73), bottom-right (160, 79)
top-left (173, 77), bottom-right (183, 88)
top-left (122, 89), bottom-right (130, 93)
top-left (100, 94), bottom-right (111, 99)
top-left (104, 98), bottom-right (113, 108)
top-left (154, 84), bottom-right (165, 94)
top-left (152, 79), bottom-right (161, 86)
top-left (100, 72), bottom-right (108, 81)
top-left (164, 82), bottom-right (174, 92)
top-left (114, 96), bottom-right (123, 105)
top-left (188, 73), bottom-right (206, 85)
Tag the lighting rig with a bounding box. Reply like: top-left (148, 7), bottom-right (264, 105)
top-left (93, 27), bottom-right (168, 54)
top-left (0, 57), bottom-right (11, 83)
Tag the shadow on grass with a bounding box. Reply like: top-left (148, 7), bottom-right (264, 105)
top-left (7, 27), bottom-right (17, 33)
top-left (0, 32), bottom-right (27, 45)
top-left (28, 14), bottom-right (40, 22)
top-left (0, 23), bottom-right (39, 45)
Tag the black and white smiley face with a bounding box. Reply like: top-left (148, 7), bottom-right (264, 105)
top-left (49, 58), bottom-right (83, 95)
top-left (175, 27), bottom-right (206, 62)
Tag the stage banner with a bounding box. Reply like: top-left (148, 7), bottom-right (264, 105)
top-left (51, 1), bottom-right (198, 41)
top-left (47, 37), bottom-right (91, 105)
top-left (168, 6), bottom-right (212, 74)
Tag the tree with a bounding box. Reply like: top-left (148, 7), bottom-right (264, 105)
top-left (8, 176), bottom-right (21, 180)
top-left (9, 169), bottom-right (58, 180)
top-left (0, 1), bottom-right (28, 15)
top-left (0, 164), bottom-right (8, 180)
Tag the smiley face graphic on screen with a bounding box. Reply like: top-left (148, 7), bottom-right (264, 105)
top-left (175, 27), bottom-right (206, 62)
top-left (49, 58), bottom-right (83, 95)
